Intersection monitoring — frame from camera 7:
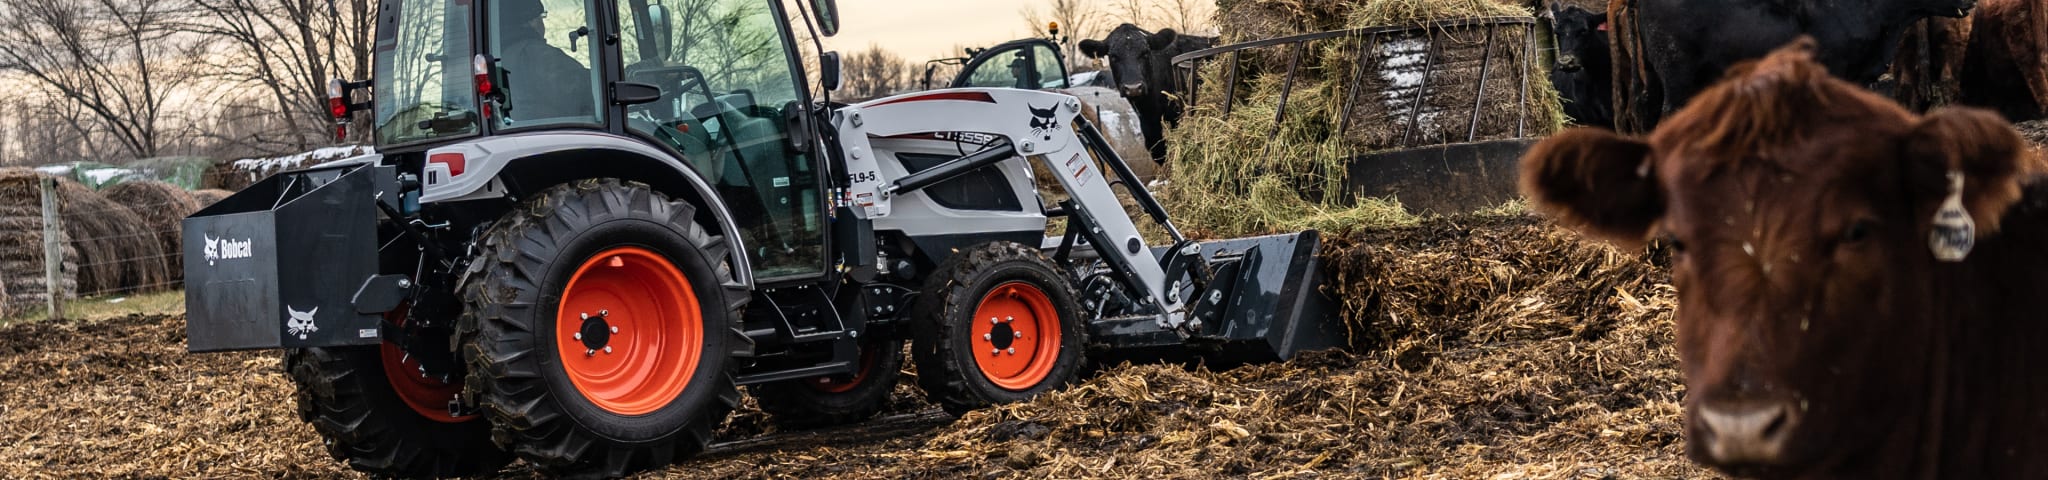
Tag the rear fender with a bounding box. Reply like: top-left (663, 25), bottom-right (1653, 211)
top-left (420, 132), bottom-right (754, 287)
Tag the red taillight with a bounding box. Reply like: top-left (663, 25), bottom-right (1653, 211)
top-left (327, 78), bottom-right (349, 119)
top-left (473, 54), bottom-right (492, 94)
top-left (429, 153), bottom-right (466, 177)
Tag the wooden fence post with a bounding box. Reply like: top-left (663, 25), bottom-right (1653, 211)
top-left (40, 177), bottom-right (64, 320)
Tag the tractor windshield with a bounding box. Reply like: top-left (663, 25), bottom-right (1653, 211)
top-left (373, 0), bottom-right (479, 146)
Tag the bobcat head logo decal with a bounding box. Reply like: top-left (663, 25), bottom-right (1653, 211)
top-left (1027, 103), bottom-right (1059, 141)
top-left (202, 235), bottom-right (219, 265)
top-left (286, 306), bottom-right (319, 340)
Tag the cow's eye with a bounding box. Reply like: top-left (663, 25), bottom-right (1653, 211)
top-left (1842, 220), bottom-right (1875, 243)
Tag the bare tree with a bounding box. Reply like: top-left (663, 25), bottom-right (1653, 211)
top-left (840, 44), bottom-right (916, 101)
top-left (0, 0), bottom-right (209, 160)
top-left (183, 0), bottom-right (374, 153)
top-left (1152, 0), bottom-right (1213, 34)
top-left (1023, 0), bottom-right (1105, 73)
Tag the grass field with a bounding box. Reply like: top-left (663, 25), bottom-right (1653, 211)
top-left (0, 289), bottom-right (184, 327)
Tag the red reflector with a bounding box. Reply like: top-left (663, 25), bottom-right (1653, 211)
top-left (329, 97), bottom-right (348, 118)
top-left (429, 153), bottom-right (466, 177)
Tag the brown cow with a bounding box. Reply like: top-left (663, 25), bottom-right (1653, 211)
top-left (1960, 0), bottom-right (2048, 121)
top-left (1522, 38), bottom-right (2048, 478)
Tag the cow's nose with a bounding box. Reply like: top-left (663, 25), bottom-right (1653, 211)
top-left (1119, 82), bottom-right (1144, 96)
top-left (1697, 401), bottom-right (1797, 466)
top-left (1556, 55), bottom-right (1581, 72)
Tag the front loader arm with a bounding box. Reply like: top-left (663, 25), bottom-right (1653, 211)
top-left (831, 88), bottom-right (1192, 329)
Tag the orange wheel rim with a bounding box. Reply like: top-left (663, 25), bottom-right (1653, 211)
top-left (380, 305), bottom-right (472, 423)
top-left (809, 338), bottom-right (882, 394)
top-left (555, 247), bottom-right (703, 416)
top-left (969, 281), bottom-right (1062, 391)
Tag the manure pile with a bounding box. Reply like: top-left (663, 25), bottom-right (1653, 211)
top-left (0, 214), bottom-right (1709, 479)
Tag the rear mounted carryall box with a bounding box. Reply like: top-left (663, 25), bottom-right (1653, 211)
top-left (183, 163), bottom-right (394, 352)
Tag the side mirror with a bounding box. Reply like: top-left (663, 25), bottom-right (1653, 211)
top-left (810, 0), bottom-right (839, 37)
top-left (820, 51), bottom-right (842, 92)
top-left (649, 5), bottom-right (674, 59)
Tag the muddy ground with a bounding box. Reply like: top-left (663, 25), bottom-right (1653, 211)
top-left (0, 215), bottom-right (1716, 479)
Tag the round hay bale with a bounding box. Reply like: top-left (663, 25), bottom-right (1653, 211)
top-left (102, 181), bottom-right (200, 274)
top-left (192, 188), bottom-right (233, 207)
top-left (0, 168), bottom-right (79, 312)
top-left (53, 178), bottom-right (171, 296)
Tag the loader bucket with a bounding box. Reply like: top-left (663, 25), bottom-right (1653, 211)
top-left (1082, 231), bottom-right (1344, 366)
top-left (183, 163), bottom-right (394, 352)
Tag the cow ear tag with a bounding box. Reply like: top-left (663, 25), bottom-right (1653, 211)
top-left (1929, 171), bottom-right (1975, 262)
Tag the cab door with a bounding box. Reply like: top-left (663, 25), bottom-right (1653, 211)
top-left (610, 0), bottom-right (827, 281)
top-left (951, 39), bottom-right (1069, 90)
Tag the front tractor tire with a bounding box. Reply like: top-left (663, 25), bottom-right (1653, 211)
top-left (286, 346), bottom-right (512, 478)
top-left (911, 242), bottom-right (1088, 416)
top-left (459, 179), bottom-right (750, 478)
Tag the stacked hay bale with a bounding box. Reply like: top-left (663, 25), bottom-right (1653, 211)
top-left (102, 181), bottom-right (201, 274)
top-left (1166, 0), bottom-right (1566, 237)
top-left (55, 179), bottom-right (173, 296)
top-left (0, 169), bottom-right (79, 311)
top-left (192, 188), bottom-right (234, 207)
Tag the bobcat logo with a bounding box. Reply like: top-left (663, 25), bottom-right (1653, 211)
top-left (202, 234), bottom-right (253, 266)
top-left (1027, 104), bottom-right (1059, 140)
top-left (286, 306), bottom-right (319, 340)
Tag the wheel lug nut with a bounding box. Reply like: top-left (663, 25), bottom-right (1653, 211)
top-left (580, 312), bottom-right (589, 320)
top-left (1005, 316), bottom-right (1014, 322)
top-left (1006, 348), bottom-right (1016, 355)
top-left (599, 309), bottom-right (609, 317)
top-left (991, 348), bottom-right (1001, 355)
top-left (603, 346), bottom-right (613, 354)
top-left (586, 349), bottom-right (596, 356)
top-left (1014, 331), bottom-right (1023, 338)
top-left (610, 326), bottom-right (618, 334)
top-left (983, 333), bottom-right (992, 341)
top-left (574, 333), bottom-right (583, 340)
top-left (990, 317), bottom-right (1000, 324)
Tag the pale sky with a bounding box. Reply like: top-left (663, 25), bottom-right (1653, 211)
top-left (825, 1), bottom-right (1045, 61)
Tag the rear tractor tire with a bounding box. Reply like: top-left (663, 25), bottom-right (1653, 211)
top-left (287, 344), bottom-right (511, 478)
top-left (752, 335), bottom-right (905, 429)
top-left (911, 242), bottom-right (1088, 416)
top-left (459, 179), bottom-right (751, 478)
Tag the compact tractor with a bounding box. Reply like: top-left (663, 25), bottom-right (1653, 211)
top-left (183, 0), bottom-right (1339, 477)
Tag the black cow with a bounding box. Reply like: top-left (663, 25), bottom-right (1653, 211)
top-left (1616, 0), bottom-right (1975, 131)
top-left (1549, 4), bottom-right (1613, 128)
top-left (1078, 24), bottom-right (1216, 164)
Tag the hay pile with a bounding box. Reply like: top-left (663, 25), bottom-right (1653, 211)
top-left (192, 188), bottom-right (234, 207)
top-left (1167, 0), bottom-right (1566, 237)
top-left (0, 169), bottom-right (79, 310)
top-left (101, 181), bottom-right (201, 273)
top-left (2020, 119), bottom-right (2048, 147)
top-left (54, 178), bottom-right (173, 296)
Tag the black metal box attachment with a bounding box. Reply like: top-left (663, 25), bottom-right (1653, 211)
top-left (183, 163), bottom-right (393, 352)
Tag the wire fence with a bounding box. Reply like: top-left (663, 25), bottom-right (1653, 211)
top-left (9, 177), bottom-right (209, 320)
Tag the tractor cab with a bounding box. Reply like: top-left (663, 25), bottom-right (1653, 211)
top-left (950, 38), bottom-right (1070, 90)
top-left (367, 0), bottom-right (828, 280)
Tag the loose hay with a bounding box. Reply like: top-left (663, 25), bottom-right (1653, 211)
top-left (1168, 0), bottom-right (1566, 237)
top-left (101, 181), bottom-right (201, 274)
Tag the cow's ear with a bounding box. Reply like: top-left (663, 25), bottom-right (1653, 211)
top-left (1148, 29), bottom-right (1178, 51)
top-left (1079, 39), bottom-right (1108, 58)
top-left (1905, 107), bottom-right (2037, 233)
top-left (1520, 127), bottom-right (1665, 246)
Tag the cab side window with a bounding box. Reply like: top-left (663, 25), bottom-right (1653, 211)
top-left (618, 0), bottom-right (823, 279)
top-left (489, 0), bottom-right (602, 127)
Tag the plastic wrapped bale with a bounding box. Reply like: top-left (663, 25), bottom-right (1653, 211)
top-left (102, 181), bottom-right (201, 274)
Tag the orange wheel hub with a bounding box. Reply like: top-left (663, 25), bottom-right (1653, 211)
top-left (555, 247), bottom-right (703, 416)
top-left (969, 281), bottom-right (1062, 391)
top-left (380, 305), bottom-right (471, 423)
